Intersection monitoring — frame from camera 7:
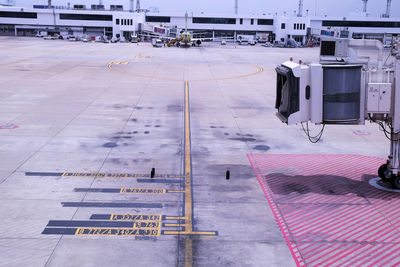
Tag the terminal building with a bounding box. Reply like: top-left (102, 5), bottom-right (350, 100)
top-left (0, 5), bottom-right (400, 44)
top-left (0, 6), bottom-right (143, 40)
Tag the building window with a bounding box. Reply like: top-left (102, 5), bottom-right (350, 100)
top-left (73, 5), bottom-right (85, 9)
top-left (192, 17), bottom-right (236, 24)
top-left (293, 24), bottom-right (296, 29)
top-left (281, 23), bottom-right (285, 29)
top-left (251, 19), bottom-right (254, 25)
top-left (240, 18), bottom-right (243, 24)
top-left (257, 19), bottom-right (273, 25)
top-left (130, 19), bottom-right (133, 25)
top-left (116, 19), bottom-right (119, 25)
top-left (322, 20), bottom-right (400, 28)
top-left (59, 13), bottom-right (112, 21)
top-left (0, 11), bottom-right (37, 18)
top-left (110, 5), bottom-right (123, 11)
top-left (303, 24), bottom-right (305, 29)
top-left (145, 16), bottom-right (171, 23)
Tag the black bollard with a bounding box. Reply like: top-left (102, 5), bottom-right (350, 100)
top-left (151, 168), bottom-right (155, 178)
top-left (226, 170), bottom-right (230, 180)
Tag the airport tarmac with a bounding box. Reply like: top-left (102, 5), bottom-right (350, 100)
top-left (0, 37), bottom-right (394, 266)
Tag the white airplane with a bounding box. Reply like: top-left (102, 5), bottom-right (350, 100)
top-left (142, 12), bottom-right (232, 47)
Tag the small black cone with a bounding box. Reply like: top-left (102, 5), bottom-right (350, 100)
top-left (151, 168), bottom-right (155, 178)
top-left (226, 170), bottom-right (230, 180)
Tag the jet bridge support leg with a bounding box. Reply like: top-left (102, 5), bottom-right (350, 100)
top-left (379, 55), bottom-right (400, 188)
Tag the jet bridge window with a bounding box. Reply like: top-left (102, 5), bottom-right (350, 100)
top-left (320, 41), bottom-right (336, 56)
top-left (275, 65), bottom-right (300, 123)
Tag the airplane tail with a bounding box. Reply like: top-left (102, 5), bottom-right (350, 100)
top-left (185, 12), bottom-right (188, 32)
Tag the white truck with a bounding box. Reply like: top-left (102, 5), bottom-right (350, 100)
top-left (152, 38), bottom-right (163, 48)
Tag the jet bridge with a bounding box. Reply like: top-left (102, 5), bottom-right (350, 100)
top-left (275, 37), bottom-right (400, 187)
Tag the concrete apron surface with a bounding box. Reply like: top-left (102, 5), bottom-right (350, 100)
top-left (0, 37), bottom-right (390, 267)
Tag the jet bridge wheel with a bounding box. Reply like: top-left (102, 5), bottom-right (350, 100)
top-left (389, 175), bottom-right (400, 189)
top-left (378, 164), bottom-right (389, 182)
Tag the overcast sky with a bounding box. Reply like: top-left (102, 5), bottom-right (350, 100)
top-left (13, 0), bottom-right (400, 17)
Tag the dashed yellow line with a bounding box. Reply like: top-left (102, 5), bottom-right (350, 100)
top-left (136, 54), bottom-right (152, 59)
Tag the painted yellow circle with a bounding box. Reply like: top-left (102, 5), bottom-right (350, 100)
top-left (108, 62), bottom-right (263, 82)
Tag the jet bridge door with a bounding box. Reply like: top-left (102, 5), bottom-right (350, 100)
top-left (322, 65), bottom-right (362, 124)
top-left (275, 65), bottom-right (300, 123)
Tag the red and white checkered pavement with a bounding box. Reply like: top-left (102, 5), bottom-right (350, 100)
top-left (248, 154), bottom-right (400, 267)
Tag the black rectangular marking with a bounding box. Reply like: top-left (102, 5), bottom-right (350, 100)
top-left (61, 202), bottom-right (163, 208)
top-left (47, 220), bottom-right (134, 228)
top-left (25, 171), bottom-right (183, 178)
top-left (90, 214), bottom-right (111, 220)
top-left (74, 188), bottom-right (121, 193)
top-left (137, 179), bottom-right (183, 183)
top-left (42, 227), bottom-right (76, 235)
top-left (25, 172), bottom-right (63, 176)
